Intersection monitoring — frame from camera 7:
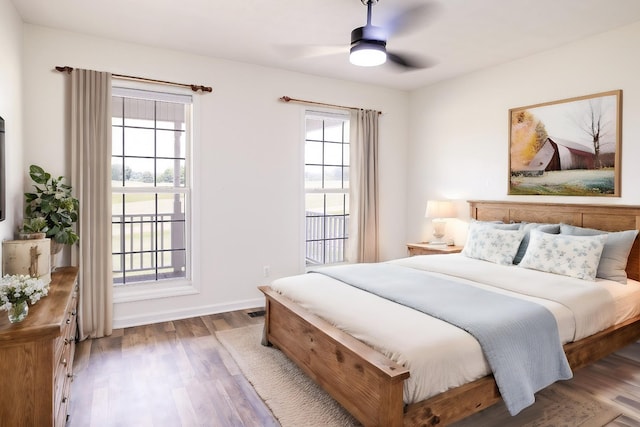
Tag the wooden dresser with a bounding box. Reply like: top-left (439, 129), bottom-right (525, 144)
top-left (0, 266), bottom-right (79, 427)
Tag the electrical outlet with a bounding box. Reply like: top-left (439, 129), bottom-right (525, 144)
top-left (263, 265), bottom-right (270, 278)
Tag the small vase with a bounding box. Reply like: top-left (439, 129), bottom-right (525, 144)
top-left (50, 241), bottom-right (64, 272)
top-left (8, 301), bottom-right (29, 323)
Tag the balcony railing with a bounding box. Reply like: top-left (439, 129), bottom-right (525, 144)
top-left (305, 213), bottom-right (349, 265)
top-left (112, 213), bottom-right (186, 285)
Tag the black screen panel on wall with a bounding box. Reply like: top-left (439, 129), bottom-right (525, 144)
top-left (0, 116), bottom-right (4, 221)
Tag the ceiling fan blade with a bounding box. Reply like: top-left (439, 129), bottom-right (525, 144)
top-left (382, 1), bottom-right (442, 38)
top-left (273, 44), bottom-right (349, 59)
top-left (387, 51), bottom-right (436, 70)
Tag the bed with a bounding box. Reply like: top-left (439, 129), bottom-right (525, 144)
top-left (259, 200), bottom-right (640, 426)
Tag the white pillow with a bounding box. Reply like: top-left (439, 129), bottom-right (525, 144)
top-left (462, 223), bottom-right (524, 265)
top-left (518, 230), bottom-right (607, 281)
top-left (559, 224), bottom-right (638, 284)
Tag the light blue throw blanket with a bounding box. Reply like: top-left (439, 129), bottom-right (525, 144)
top-left (312, 263), bottom-right (572, 415)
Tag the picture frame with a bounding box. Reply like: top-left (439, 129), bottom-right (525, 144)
top-left (508, 90), bottom-right (622, 196)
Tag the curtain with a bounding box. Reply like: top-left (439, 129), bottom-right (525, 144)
top-left (70, 69), bottom-right (113, 339)
top-left (348, 109), bottom-right (380, 263)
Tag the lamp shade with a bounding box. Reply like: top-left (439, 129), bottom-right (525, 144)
top-left (425, 200), bottom-right (456, 219)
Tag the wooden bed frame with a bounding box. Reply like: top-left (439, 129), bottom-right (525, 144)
top-left (259, 200), bottom-right (640, 426)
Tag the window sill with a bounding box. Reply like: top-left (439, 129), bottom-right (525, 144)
top-left (113, 279), bottom-right (199, 303)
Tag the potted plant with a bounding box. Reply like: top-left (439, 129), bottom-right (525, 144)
top-left (18, 217), bottom-right (49, 240)
top-left (24, 165), bottom-right (79, 264)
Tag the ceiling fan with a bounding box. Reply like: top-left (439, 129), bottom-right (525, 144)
top-left (350, 0), bottom-right (434, 69)
top-left (276, 0), bottom-right (438, 70)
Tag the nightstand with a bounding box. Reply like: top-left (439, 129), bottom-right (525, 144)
top-left (407, 243), bottom-right (464, 256)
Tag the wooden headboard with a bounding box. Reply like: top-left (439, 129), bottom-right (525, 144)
top-left (468, 200), bottom-right (640, 281)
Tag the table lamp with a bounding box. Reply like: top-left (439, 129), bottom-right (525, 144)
top-left (425, 200), bottom-right (456, 245)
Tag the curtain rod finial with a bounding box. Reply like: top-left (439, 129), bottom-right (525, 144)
top-left (280, 96), bottom-right (292, 102)
top-left (55, 66), bottom-right (73, 74)
top-left (190, 84), bottom-right (213, 93)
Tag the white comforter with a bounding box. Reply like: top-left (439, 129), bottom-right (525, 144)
top-left (269, 254), bottom-right (640, 404)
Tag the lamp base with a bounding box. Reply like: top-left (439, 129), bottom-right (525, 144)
top-left (427, 240), bottom-right (448, 246)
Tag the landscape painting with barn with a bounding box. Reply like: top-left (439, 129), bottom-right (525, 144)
top-left (509, 90), bottom-right (621, 196)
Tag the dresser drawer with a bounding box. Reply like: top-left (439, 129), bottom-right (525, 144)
top-left (54, 281), bottom-right (78, 426)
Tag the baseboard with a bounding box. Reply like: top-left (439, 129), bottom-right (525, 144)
top-left (112, 297), bottom-right (265, 329)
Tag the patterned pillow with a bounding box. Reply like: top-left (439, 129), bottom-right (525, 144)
top-left (462, 223), bottom-right (524, 265)
top-left (512, 223), bottom-right (561, 265)
top-left (559, 224), bottom-right (639, 284)
top-left (518, 230), bottom-right (607, 281)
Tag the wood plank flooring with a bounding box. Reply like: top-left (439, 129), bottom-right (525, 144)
top-left (69, 309), bottom-right (640, 426)
top-left (68, 309), bottom-right (278, 427)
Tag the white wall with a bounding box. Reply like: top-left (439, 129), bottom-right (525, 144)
top-left (408, 21), bottom-right (640, 244)
top-left (22, 25), bottom-right (410, 327)
top-left (0, 0), bottom-right (23, 244)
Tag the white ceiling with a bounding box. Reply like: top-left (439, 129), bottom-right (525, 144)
top-left (12, 0), bottom-right (640, 91)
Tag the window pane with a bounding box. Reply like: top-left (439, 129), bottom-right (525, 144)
top-left (157, 129), bottom-right (185, 158)
top-left (323, 166), bottom-right (344, 189)
top-left (111, 160), bottom-right (124, 186)
top-left (157, 221), bottom-right (186, 253)
top-left (305, 118), bottom-right (323, 141)
top-left (324, 142), bottom-right (343, 166)
top-left (305, 140), bottom-right (322, 165)
top-left (156, 159), bottom-right (185, 187)
top-left (343, 166), bottom-right (350, 189)
top-left (305, 165), bottom-right (322, 189)
top-left (124, 157), bottom-right (155, 187)
top-left (124, 193), bottom-right (155, 216)
top-left (158, 193), bottom-right (186, 217)
top-left (305, 193), bottom-right (324, 216)
top-left (123, 128), bottom-right (155, 157)
top-left (343, 143), bottom-right (349, 165)
top-left (124, 98), bottom-right (155, 127)
top-left (112, 96), bottom-right (124, 125)
top-left (156, 101), bottom-right (186, 130)
top-left (325, 193), bottom-right (346, 215)
top-left (324, 119), bottom-right (345, 142)
top-left (113, 254), bottom-right (124, 283)
top-left (306, 240), bottom-right (324, 265)
top-left (324, 239), bottom-right (345, 263)
top-left (112, 128), bottom-right (123, 156)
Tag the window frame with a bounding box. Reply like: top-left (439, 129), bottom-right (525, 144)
top-left (111, 81), bottom-right (201, 303)
top-left (303, 109), bottom-right (351, 269)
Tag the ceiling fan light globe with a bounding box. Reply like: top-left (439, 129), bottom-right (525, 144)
top-left (350, 44), bottom-right (387, 67)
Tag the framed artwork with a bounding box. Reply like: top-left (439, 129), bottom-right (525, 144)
top-left (508, 90), bottom-right (622, 196)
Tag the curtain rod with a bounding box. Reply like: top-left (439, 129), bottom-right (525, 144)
top-left (279, 96), bottom-right (382, 114)
top-left (55, 66), bottom-right (212, 93)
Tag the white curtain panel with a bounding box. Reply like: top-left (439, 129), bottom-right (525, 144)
top-left (348, 109), bottom-right (380, 263)
top-left (70, 69), bottom-right (113, 339)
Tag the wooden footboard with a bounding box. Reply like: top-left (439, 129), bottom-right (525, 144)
top-left (259, 285), bottom-right (410, 427)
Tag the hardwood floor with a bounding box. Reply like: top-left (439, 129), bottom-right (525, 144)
top-left (69, 309), bottom-right (640, 427)
top-left (68, 308), bottom-right (278, 427)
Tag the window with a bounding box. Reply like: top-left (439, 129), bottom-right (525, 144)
top-left (111, 87), bottom-right (191, 286)
top-left (304, 111), bottom-right (350, 266)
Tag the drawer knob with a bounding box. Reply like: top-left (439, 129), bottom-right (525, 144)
top-left (62, 358), bottom-right (67, 367)
top-left (66, 318), bottom-right (71, 325)
top-left (62, 397), bottom-right (68, 404)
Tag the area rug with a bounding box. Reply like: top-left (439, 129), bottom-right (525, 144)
top-left (216, 324), bottom-right (622, 427)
